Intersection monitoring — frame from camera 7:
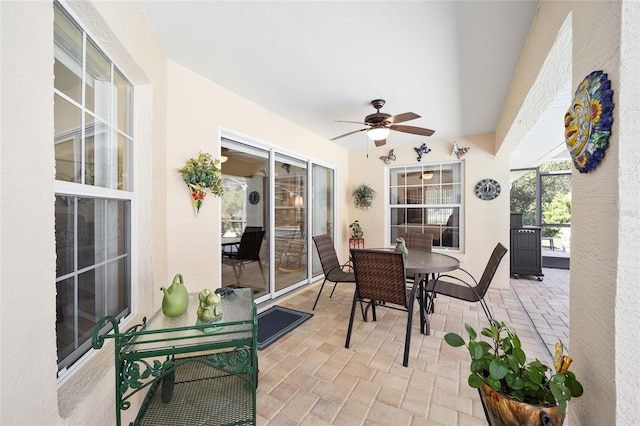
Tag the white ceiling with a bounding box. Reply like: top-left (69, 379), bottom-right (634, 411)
top-left (138, 1), bottom-right (569, 168)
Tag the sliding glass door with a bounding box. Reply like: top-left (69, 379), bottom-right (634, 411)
top-left (311, 164), bottom-right (334, 277)
top-left (274, 154), bottom-right (308, 294)
top-left (221, 134), bottom-right (336, 303)
top-left (220, 141), bottom-right (269, 298)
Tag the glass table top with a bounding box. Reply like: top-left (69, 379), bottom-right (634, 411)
top-left (123, 288), bottom-right (255, 355)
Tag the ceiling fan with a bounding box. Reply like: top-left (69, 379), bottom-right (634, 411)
top-left (331, 99), bottom-right (435, 147)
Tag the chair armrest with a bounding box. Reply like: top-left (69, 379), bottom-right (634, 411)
top-left (451, 267), bottom-right (478, 286)
top-left (430, 272), bottom-right (483, 302)
top-left (340, 260), bottom-right (354, 272)
top-left (325, 261), bottom-right (353, 276)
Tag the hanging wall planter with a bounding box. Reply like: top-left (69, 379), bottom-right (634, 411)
top-left (351, 184), bottom-right (377, 210)
top-left (178, 152), bottom-right (224, 216)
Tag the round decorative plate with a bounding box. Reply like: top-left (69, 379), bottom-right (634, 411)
top-left (564, 70), bottom-right (614, 173)
top-left (248, 191), bottom-right (260, 205)
top-left (475, 179), bottom-right (501, 201)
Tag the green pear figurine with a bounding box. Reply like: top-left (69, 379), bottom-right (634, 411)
top-left (395, 237), bottom-right (409, 258)
top-left (161, 273), bottom-right (189, 317)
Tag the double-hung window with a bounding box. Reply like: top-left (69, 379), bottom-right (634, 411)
top-left (389, 162), bottom-right (463, 250)
top-left (54, 2), bottom-right (134, 373)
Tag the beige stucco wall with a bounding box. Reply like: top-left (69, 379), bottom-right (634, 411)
top-left (615, 1), bottom-right (640, 423)
top-left (495, 1), bottom-right (573, 155)
top-left (570, 1), bottom-right (640, 424)
top-left (1, 1), bottom-right (60, 425)
top-left (347, 133), bottom-right (511, 288)
top-left (0, 0), bottom-right (168, 424)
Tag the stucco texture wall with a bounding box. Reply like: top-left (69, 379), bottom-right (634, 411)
top-left (1, 2), bottom-right (60, 425)
top-left (0, 0), bottom-right (167, 424)
top-left (570, 1), bottom-right (640, 424)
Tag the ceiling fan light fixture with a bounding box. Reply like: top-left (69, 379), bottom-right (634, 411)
top-left (220, 155), bottom-right (228, 163)
top-left (367, 127), bottom-right (390, 141)
top-left (422, 172), bottom-right (434, 180)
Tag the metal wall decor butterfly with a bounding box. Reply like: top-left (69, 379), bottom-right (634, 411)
top-left (414, 143), bottom-right (431, 162)
top-left (379, 149), bottom-right (396, 165)
top-left (451, 141), bottom-right (470, 159)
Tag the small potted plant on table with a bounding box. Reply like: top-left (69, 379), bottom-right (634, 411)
top-left (444, 319), bottom-right (583, 426)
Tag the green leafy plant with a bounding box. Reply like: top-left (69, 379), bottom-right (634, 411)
top-left (444, 319), bottom-right (583, 413)
top-left (349, 220), bottom-right (363, 239)
top-left (178, 152), bottom-right (224, 196)
top-left (351, 183), bottom-right (376, 209)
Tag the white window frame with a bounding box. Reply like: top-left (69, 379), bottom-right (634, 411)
top-left (388, 161), bottom-right (464, 251)
top-left (54, 1), bottom-right (134, 376)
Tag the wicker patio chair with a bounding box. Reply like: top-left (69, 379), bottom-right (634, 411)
top-left (398, 231), bottom-right (433, 252)
top-left (398, 231), bottom-right (434, 284)
top-left (424, 242), bottom-right (507, 321)
top-left (346, 249), bottom-right (419, 367)
top-left (311, 235), bottom-right (356, 310)
top-left (222, 230), bottom-right (266, 284)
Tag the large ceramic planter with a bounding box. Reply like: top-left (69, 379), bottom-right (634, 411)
top-left (480, 383), bottom-right (566, 426)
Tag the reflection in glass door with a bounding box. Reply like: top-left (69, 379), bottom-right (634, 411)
top-left (274, 154), bottom-right (307, 294)
top-left (220, 140), bottom-right (269, 298)
top-left (311, 164), bottom-right (335, 277)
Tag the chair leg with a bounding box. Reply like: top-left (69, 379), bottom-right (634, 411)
top-left (403, 284), bottom-right (419, 367)
top-left (329, 283), bottom-right (338, 298)
top-left (417, 279), bottom-right (425, 335)
top-left (363, 300), bottom-right (377, 322)
top-left (345, 289), bottom-right (359, 349)
top-left (231, 263), bottom-right (240, 283)
top-left (480, 298), bottom-right (493, 321)
top-left (312, 279), bottom-right (328, 310)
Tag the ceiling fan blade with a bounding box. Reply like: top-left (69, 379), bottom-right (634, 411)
top-left (374, 139), bottom-right (387, 147)
top-left (385, 112), bottom-right (420, 124)
top-left (335, 120), bottom-right (372, 126)
top-left (330, 127), bottom-right (368, 141)
top-left (390, 124), bottom-right (435, 136)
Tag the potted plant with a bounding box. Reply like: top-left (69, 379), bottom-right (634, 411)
top-left (178, 152), bottom-right (224, 216)
top-left (349, 220), bottom-right (363, 239)
top-left (349, 220), bottom-right (364, 249)
top-left (444, 319), bottom-right (583, 425)
top-left (352, 183), bottom-right (376, 209)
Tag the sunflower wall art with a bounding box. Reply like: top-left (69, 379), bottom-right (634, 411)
top-left (564, 70), bottom-right (614, 173)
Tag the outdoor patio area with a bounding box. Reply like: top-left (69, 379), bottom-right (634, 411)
top-left (255, 267), bottom-right (569, 425)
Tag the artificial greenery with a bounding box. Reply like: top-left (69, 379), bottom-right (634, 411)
top-left (444, 319), bottom-right (583, 413)
top-left (178, 152), bottom-right (224, 196)
top-left (351, 183), bottom-right (376, 209)
top-left (349, 220), bottom-right (363, 239)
